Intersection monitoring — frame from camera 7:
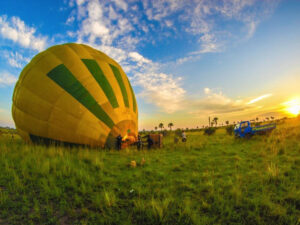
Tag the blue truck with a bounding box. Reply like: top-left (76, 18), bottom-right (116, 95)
top-left (234, 121), bottom-right (276, 138)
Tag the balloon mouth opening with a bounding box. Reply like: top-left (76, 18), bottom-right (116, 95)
top-left (122, 133), bottom-right (137, 148)
top-left (105, 120), bottom-right (138, 149)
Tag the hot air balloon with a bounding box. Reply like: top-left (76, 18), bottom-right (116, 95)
top-left (12, 43), bottom-right (138, 147)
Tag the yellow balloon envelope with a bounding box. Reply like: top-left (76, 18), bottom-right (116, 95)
top-left (12, 43), bottom-right (138, 147)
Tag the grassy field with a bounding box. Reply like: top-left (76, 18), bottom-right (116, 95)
top-left (0, 119), bottom-right (299, 225)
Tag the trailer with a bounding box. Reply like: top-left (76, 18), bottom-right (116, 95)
top-left (234, 121), bottom-right (276, 138)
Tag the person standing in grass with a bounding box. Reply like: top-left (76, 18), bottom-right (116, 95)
top-left (147, 135), bottom-right (154, 150)
top-left (182, 130), bottom-right (187, 142)
top-left (116, 134), bottom-right (122, 150)
top-left (137, 135), bottom-right (143, 150)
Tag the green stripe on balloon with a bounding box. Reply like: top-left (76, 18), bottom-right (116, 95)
top-left (47, 64), bottom-right (115, 129)
top-left (127, 77), bottom-right (137, 113)
top-left (109, 64), bottom-right (129, 108)
top-left (81, 59), bottom-right (119, 108)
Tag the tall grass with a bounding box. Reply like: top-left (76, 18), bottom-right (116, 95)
top-left (0, 118), bottom-right (299, 224)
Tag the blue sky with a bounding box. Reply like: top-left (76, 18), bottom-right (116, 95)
top-left (0, 0), bottom-right (299, 129)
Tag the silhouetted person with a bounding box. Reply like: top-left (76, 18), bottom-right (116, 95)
top-left (116, 135), bottom-right (122, 150)
top-left (137, 135), bottom-right (143, 150)
top-left (147, 135), bottom-right (153, 150)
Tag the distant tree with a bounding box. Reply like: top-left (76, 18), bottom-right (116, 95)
top-left (225, 121), bottom-right (229, 126)
top-left (270, 116), bottom-right (275, 120)
top-left (226, 126), bottom-right (234, 136)
top-left (159, 123), bottom-right (164, 131)
top-left (266, 117), bottom-right (269, 121)
top-left (213, 117), bottom-right (218, 126)
top-left (168, 122), bottom-right (174, 131)
top-left (186, 127), bottom-right (189, 131)
top-left (256, 117), bottom-right (259, 122)
top-left (204, 127), bottom-right (216, 135)
top-left (155, 126), bottom-right (158, 131)
top-left (211, 121), bottom-right (214, 127)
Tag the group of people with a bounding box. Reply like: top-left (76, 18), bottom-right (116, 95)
top-left (116, 130), bottom-right (187, 150)
top-left (116, 134), bottom-right (154, 150)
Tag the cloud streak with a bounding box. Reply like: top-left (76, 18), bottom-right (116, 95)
top-left (247, 94), bottom-right (273, 104)
top-left (188, 88), bottom-right (252, 116)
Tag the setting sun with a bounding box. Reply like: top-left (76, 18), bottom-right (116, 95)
top-left (284, 98), bottom-right (300, 116)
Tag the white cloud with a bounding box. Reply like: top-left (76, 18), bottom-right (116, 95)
top-left (0, 15), bottom-right (47, 51)
top-left (128, 52), bottom-right (152, 64)
top-left (246, 21), bottom-right (258, 39)
top-left (66, 15), bottom-right (75, 25)
top-left (2, 51), bottom-right (30, 68)
top-left (247, 94), bottom-right (273, 104)
top-left (204, 87), bottom-right (211, 94)
top-left (132, 72), bottom-right (185, 113)
top-left (0, 72), bottom-right (17, 86)
top-left (111, 0), bottom-right (128, 11)
top-left (188, 88), bottom-right (252, 115)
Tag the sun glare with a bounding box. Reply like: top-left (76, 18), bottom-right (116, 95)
top-left (284, 98), bottom-right (300, 116)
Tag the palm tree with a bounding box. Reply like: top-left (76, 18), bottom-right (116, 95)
top-left (225, 121), bottom-right (229, 126)
top-left (213, 117), bottom-right (218, 127)
top-left (210, 121), bottom-right (214, 127)
top-left (168, 122), bottom-right (174, 131)
top-left (158, 123), bottom-right (164, 132)
top-left (155, 126), bottom-right (158, 131)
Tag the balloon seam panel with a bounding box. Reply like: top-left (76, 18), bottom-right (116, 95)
top-left (47, 64), bottom-right (115, 129)
top-left (126, 77), bottom-right (137, 113)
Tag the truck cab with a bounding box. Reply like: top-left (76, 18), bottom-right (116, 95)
top-left (234, 120), bottom-right (276, 138)
top-left (234, 121), bottom-right (253, 138)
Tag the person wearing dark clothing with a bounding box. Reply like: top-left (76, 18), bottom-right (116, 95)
top-left (137, 135), bottom-right (143, 150)
top-left (116, 135), bottom-right (122, 150)
top-left (147, 135), bottom-right (154, 150)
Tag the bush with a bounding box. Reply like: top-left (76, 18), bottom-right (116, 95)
top-left (226, 126), bottom-right (234, 135)
top-left (175, 129), bottom-right (182, 137)
top-left (162, 130), bottom-right (168, 137)
top-left (204, 127), bottom-right (216, 135)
